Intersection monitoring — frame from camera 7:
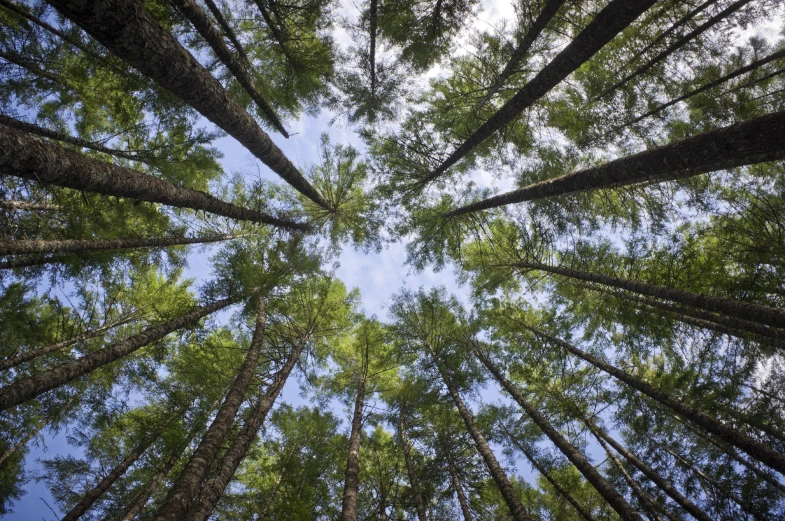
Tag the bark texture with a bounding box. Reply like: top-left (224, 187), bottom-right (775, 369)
top-left (0, 296), bottom-right (238, 411)
top-left (0, 235), bottom-right (236, 257)
top-left (0, 123), bottom-right (309, 231)
top-left (0, 199), bottom-right (62, 211)
top-left (153, 296), bottom-right (265, 521)
top-left (400, 415), bottom-right (428, 521)
top-left (340, 368), bottom-right (367, 521)
top-left (428, 0), bottom-right (658, 181)
top-left (47, 0), bottom-right (329, 209)
top-left (446, 110), bottom-right (785, 216)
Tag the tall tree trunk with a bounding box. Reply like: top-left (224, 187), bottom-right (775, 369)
top-left (445, 109), bottom-right (785, 216)
top-left (368, 0), bottom-right (377, 98)
top-left (152, 296), bottom-right (265, 521)
top-left (0, 234), bottom-right (237, 257)
top-left (256, 468), bottom-right (285, 521)
top-left (427, 0), bottom-right (658, 182)
top-left (0, 199), bottom-right (62, 212)
top-left (187, 330), bottom-right (310, 521)
top-left (597, 0), bottom-right (755, 100)
top-left (47, 0), bottom-right (330, 209)
top-left (61, 435), bottom-right (157, 521)
top-left (399, 414), bottom-right (428, 521)
top-left (426, 344), bottom-right (531, 521)
top-left (0, 124), bottom-right (309, 231)
top-left (475, 0), bottom-right (567, 110)
top-left (0, 295), bottom-right (240, 412)
top-left (340, 364), bottom-right (367, 521)
top-left (439, 433), bottom-right (472, 521)
top-left (202, 0), bottom-right (251, 65)
top-left (252, 0), bottom-right (294, 63)
top-left (0, 0), bottom-right (92, 54)
top-left (525, 325), bottom-right (785, 476)
top-left (500, 424), bottom-right (596, 521)
top-left (470, 342), bottom-right (643, 521)
top-left (0, 315), bottom-right (136, 372)
top-left (171, 0), bottom-right (287, 137)
top-left (583, 418), bottom-right (713, 521)
top-left (0, 49), bottom-right (65, 84)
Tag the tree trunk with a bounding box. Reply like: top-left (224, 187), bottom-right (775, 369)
top-left (202, 0), bottom-right (251, 65)
top-left (187, 330), bottom-right (309, 521)
top-left (427, 0), bottom-right (658, 182)
top-left (475, 0), bottom-right (567, 110)
top-left (0, 315), bottom-right (136, 372)
top-left (427, 344), bottom-right (531, 521)
top-left (47, 0), bottom-right (330, 209)
top-left (439, 433), bottom-right (472, 521)
top-left (399, 414), bottom-right (428, 521)
top-left (0, 49), bottom-right (65, 84)
top-left (0, 124), bottom-right (309, 231)
top-left (0, 295), bottom-right (240, 412)
top-left (172, 0), bottom-right (287, 137)
top-left (445, 109), bottom-right (785, 216)
top-left (61, 435), bottom-right (156, 521)
top-left (0, 0), bottom-right (92, 55)
top-left (525, 325), bottom-right (785, 476)
top-left (0, 394), bottom-right (77, 466)
top-left (584, 418), bottom-right (712, 521)
top-left (152, 296), bottom-right (265, 521)
top-left (0, 199), bottom-right (62, 212)
top-left (256, 468), bottom-right (285, 521)
top-left (340, 364), bottom-right (367, 521)
top-left (252, 0), bottom-right (294, 63)
top-left (470, 342), bottom-right (643, 521)
top-left (369, 0), bottom-right (377, 98)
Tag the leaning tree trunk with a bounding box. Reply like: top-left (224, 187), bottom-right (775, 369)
top-left (439, 433), bottom-right (473, 521)
top-left (399, 413), bottom-right (428, 521)
top-left (427, 0), bottom-right (658, 182)
top-left (470, 342), bottom-right (643, 521)
top-left (61, 435), bottom-right (157, 521)
top-left (0, 315), bottom-right (136, 372)
top-left (474, 0), bottom-right (567, 110)
top-left (202, 0), bottom-right (251, 65)
top-left (256, 468), bottom-right (286, 521)
top-left (0, 295), bottom-right (240, 412)
top-left (0, 199), bottom-right (62, 212)
top-left (368, 0), bottom-right (377, 98)
top-left (47, 0), bottom-right (329, 209)
top-left (0, 394), bottom-right (78, 466)
top-left (340, 365), bottom-right (367, 521)
top-left (427, 344), bottom-right (531, 521)
top-left (0, 0), bottom-right (93, 55)
top-left (445, 109), bottom-right (785, 216)
top-left (152, 296), bottom-right (265, 521)
top-left (171, 0), bottom-right (287, 137)
top-left (0, 235), bottom-right (238, 258)
top-left (0, 124), bottom-right (309, 231)
top-left (187, 330), bottom-right (310, 521)
top-left (525, 325), bottom-right (785, 476)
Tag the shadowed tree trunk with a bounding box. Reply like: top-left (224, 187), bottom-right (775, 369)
top-left (152, 297), bottom-right (265, 521)
top-left (0, 124), bottom-right (309, 231)
top-left (369, 0), bottom-right (378, 98)
top-left (256, 468), bottom-right (285, 521)
top-left (0, 295), bottom-right (240, 412)
top-left (0, 0), bottom-right (93, 54)
top-left (0, 394), bottom-right (78, 466)
top-left (0, 315), bottom-right (136, 372)
top-left (399, 413), bottom-right (428, 521)
top-left (47, 0), bottom-right (330, 209)
top-left (340, 359), bottom-right (367, 521)
top-left (445, 109), bottom-right (785, 216)
top-left (0, 235), bottom-right (239, 258)
top-left (427, 0), bottom-right (658, 182)
top-left (202, 0), bottom-right (251, 65)
top-left (0, 199), bottom-right (62, 212)
top-left (524, 325), bottom-right (785, 476)
top-left (470, 342), bottom-right (643, 521)
top-left (172, 0), bottom-right (287, 137)
top-left (0, 49), bottom-right (65, 84)
top-left (252, 0), bottom-right (294, 63)
top-left (439, 433), bottom-right (472, 521)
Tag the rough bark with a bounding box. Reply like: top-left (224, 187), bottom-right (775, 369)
top-left (202, 0), bottom-right (251, 65)
top-left (440, 433), bottom-right (472, 521)
top-left (172, 0), bottom-right (287, 137)
top-left (475, 0), bottom-right (567, 110)
top-left (427, 345), bottom-right (531, 521)
top-left (399, 414), bottom-right (428, 521)
top-left (0, 234), bottom-right (237, 257)
top-left (340, 366), bottom-right (367, 521)
top-left (47, 0), bottom-right (329, 209)
top-left (632, 0), bottom-right (722, 63)
top-left (446, 109), bottom-right (785, 216)
top-left (0, 123), bottom-right (309, 231)
top-left (471, 343), bottom-right (642, 521)
top-left (427, 0), bottom-right (658, 182)
top-left (0, 295), bottom-right (239, 411)
top-left (61, 436), bottom-right (156, 521)
top-left (599, 438), bottom-right (667, 521)
top-left (0, 316), bottom-right (136, 372)
top-left (0, 199), bottom-right (62, 212)
top-left (526, 325), bottom-right (785, 476)
top-left (152, 296), bottom-right (265, 521)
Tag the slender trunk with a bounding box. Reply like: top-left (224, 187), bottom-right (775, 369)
top-left (0, 295), bottom-right (239, 411)
top-left (257, 468), bottom-right (285, 521)
top-left (446, 109), bottom-right (785, 216)
top-left (0, 0), bottom-right (92, 54)
top-left (500, 425), bottom-right (596, 521)
top-left (172, 0), bottom-right (287, 137)
top-left (399, 415), bottom-right (428, 521)
top-left (598, 0), bottom-right (755, 100)
top-left (0, 199), bottom-right (62, 212)
top-left (0, 235), bottom-right (237, 257)
top-left (340, 366), bottom-right (367, 521)
top-left (475, 0), bottom-right (567, 110)
top-left (253, 0), bottom-right (294, 63)
top-left (632, 0), bottom-right (722, 63)
top-left (187, 331), bottom-right (309, 521)
top-left (0, 124), bottom-right (309, 231)
top-left (0, 49), bottom-right (64, 84)
top-left (439, 434), bottom-right (472, 521)
top-left (584, 419), bottom-right (712, 521)
top-left (61, 436), bottom-right (156, 521)
top-left (369, 0), bottom-right (377, 98)
top-left (0, 394), bottom-right (77, 466)
top-left (1, 316), bottom-right (136, 372)
top-left (525, 325), bottom-right (785, 476)
top-left (47, 0), bottom-right (329, 209)
top-left (470, 343), bottom-right (642, 521)
top-left (426, 344), bottom-right (531, 521)
top-left (599, 438), bottom-right (666, 521)
top-left (202, 0), bottom-right (251, 65)
top-left (427, 0), bottom-right (658, 182)
top-left (152, 296), bottom-right (265, 521)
